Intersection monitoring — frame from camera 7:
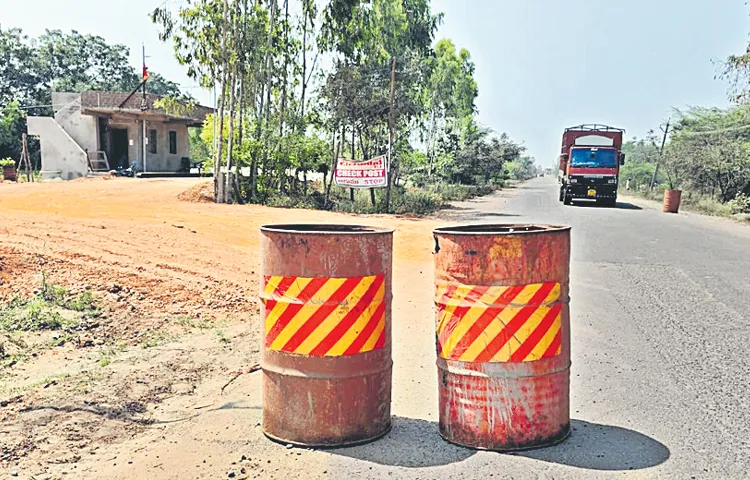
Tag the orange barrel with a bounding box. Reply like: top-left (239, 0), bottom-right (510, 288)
top-left (663, 189), bottom-right (682, 213)
top-left (260, 224), bottom-right (393, 447)
top-left (433, 224), bottom-right (572, 451)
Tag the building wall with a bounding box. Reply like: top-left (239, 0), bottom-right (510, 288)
top-left (27, 117), bottom-right (88, 180)
top-left (31, 92), bottom-right (194, 177)
top-left (52, 92), bottom-right (98, 154)
top-left (144, 122), bottom-right (190, 172)
top-left (105, 119), bottom-right (190, 172)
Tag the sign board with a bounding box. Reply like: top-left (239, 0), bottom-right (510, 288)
top-left (334, 155), bottom-right (387, 188)
top-left (574, 135), bottom-right (614, 147)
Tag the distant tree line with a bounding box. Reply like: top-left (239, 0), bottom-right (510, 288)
top-left (151, 0), bottom-right (529, 212)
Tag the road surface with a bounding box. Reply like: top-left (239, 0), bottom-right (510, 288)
top-left (324, 177), bottom-right (750, 479)
top-left (9, 177), bottom-right (748, 479)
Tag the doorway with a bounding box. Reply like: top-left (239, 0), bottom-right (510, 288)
top-left (110, 129), bottom-right (129, 169)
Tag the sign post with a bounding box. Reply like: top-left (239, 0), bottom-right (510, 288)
top-left (334, 155), bottom-right (388, 188)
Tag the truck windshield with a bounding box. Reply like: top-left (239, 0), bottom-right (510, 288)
top-left (570, 148), bottom-right (617, 168)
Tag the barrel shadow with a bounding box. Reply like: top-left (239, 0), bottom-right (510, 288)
top-left (333, 416), bottom-right (475, 468)
top-left (513, 419), bottom-right (670, 471)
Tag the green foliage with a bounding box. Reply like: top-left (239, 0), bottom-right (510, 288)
top-left (390, 187), bottom-right (444, 214)
top-left (0, 157), bottom-right (15, 167)
top-left (189, 128), bottom-right (211, 164)
top-left (626, 104), bottom-right (750, 206)
top-left (151, 0), bottom-right (522, 213)
top-left (620, 162), bottom-right (655, 191)
top-left (729, 193), bottom-right (750, 214)
top-left (0, 102), bottom-right (25, 162)
top-left (0, 297), bottom-right (64, 332)
top-left (504, 156), bottom-right (538, 181)
top-left (665, 106), bottom-right (750, 200)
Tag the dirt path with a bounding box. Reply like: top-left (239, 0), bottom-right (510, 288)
top-left (0, 178), bottom-right (452, 479)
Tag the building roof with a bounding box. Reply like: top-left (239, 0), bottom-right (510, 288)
top-left (78, 91), bottom-right (214, 126)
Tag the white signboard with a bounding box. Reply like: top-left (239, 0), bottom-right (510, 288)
top-left (574, 135), bottom-right (614, 146)
top-left (334, 155), bottom-right (388, 188)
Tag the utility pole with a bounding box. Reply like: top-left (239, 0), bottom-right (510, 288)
top-left (141, 43), bottom-right (150, 174)
top-left (650, 119), bottom-right (670, 190)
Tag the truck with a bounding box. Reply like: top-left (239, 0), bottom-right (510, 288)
top-left (558, 124), bottom-right (626, 207)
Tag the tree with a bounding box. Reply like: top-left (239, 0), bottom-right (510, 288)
top-left (0, 101), bottom-right (25, 161)
top-left (149, 0), bottom-right (526, 212)
top-left (424, 38), bottom-right (477, 177)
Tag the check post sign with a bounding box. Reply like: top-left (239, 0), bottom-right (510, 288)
top-left (334, 156), bottom-right (387, 188)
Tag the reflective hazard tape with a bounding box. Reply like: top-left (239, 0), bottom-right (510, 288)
top-left (435, 281), bottom-right (562, 363)
top-left (262, 274), bottom-right (386, 357)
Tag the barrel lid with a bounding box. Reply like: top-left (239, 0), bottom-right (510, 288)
top-left (261, 224), bottom-right (394, 235)
top-left (433, 224), bottom-right (571, 235)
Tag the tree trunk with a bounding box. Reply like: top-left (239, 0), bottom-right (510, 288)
top-left (325, 125), bottom-right (342, 207)
top-left (279, 0), bottom-right (290, 138)
top-left (225, 63), bottom-right (238, 203)
top-left (214, 0), bottom-right (231, 203)
top-left (384, 56), bottom-right (397, 213)
top-left (300, 4), bottom-right (309, 121)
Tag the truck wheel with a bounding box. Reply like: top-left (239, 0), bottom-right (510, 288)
top-left (558, 187), bottom-right (564, 202)
top-left (563, 190), bottom-right (572, 205)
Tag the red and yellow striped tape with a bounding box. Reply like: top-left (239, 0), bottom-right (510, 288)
top-left (262, 274), bottom-right (386, 357)
top-left (435, 281), bottom-right (562, 363)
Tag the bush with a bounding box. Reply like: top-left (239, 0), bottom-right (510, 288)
top-left (0, 158), bottom-right (15, 168)
top-left (728, 193), bottom-right (750, 215)
top-left (681, 196), bottom-right (733, 217)
top-left (266, 191), bottom-right (326, 210)
top-left (426, 183), bottom-right (495, 202)
top-left (620, 162), bottom-right (656, 190)
top-left (391, 188), bottom-right (445, 215)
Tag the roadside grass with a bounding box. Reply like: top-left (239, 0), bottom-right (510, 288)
top-left (622, 187), bottom-right (750, 223)
top-left (214, 328), bottom-right (232, 344)
top-left (265, 182), bottom-right (502, 216)
top-left (138, 331), bottom-right (178, 349)
top-left (173, 315), bottom-right (213, 330)
top-left (0, 276), bottom-right (101, 369)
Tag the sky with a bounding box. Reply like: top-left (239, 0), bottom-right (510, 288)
top-left (3, 0), bottom-right (749, 165)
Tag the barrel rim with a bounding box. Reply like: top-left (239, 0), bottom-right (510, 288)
top-left (261, 223), bottom-right (394, 235)
top-left (433, 223), bottom-right (571, 235)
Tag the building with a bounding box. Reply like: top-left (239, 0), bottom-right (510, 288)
top-left (28, 91), bottom-right (213, 180)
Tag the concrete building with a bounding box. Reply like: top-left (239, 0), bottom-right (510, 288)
top-left (28, 91), bottom-right (212, 180)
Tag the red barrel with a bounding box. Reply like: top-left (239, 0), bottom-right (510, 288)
top-left (433, 224), bottom-right (571, 451)
top-left (663, 189), bottom-right (682, 213)
top-left (260, 224), bottom-right (393, 447)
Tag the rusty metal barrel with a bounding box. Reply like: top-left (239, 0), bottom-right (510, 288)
top-left (433, 224), bottom-right (571, 451)
top-left (260, 224), bottom-right (393, 447)
top-left (663, 189), bottom-right (682, 213)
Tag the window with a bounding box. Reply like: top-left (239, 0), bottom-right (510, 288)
top-left (148, 129), bottom-right (157, 154)
top-left (169, 131), bottom-right (177, 155)
top-left (570, 148), bottom-right (617, 168)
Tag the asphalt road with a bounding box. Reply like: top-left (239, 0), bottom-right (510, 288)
top-left (324, 177), bottom-right (750, 479)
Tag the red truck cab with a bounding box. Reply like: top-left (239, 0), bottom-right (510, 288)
top-left (558, 124), bottom-right (625, 207)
